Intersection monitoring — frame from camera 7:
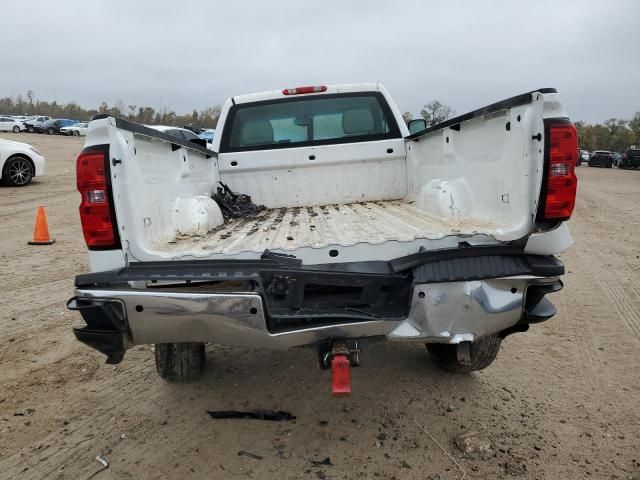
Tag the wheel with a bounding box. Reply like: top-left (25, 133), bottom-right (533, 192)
top-left (155, 342), bottom-right (205, 381)
top-left (47, 127), bottom-right (54, 135)
top-left (12, 125), bottom-right (20, 133)
top-left (27, 125), bottom-right (34, 133)
top-left (73, 130), bottom-right (80, 136)
top-left (426, 335), bottom-right (502, 373)
top-left (588, 162), bottom-right (593, 167)
top-left (2, 156), bottom-right (34, 186)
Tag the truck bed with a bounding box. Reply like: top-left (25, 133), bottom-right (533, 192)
top-left (159, 200), bottom-right (497, 258)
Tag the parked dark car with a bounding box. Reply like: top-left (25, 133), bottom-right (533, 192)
top-left (34, 119), bottom-right (78, 135)
top-left (620, 148), bottom-right (640, 169)
top-left (589, 150), bottom-right (613, 168)
top-left (612, 152), bottom-right (623, 167)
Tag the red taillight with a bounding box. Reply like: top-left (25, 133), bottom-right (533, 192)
top-left (282, 85), bottom-right (327, 95)
top-left (76, 148), bottom-right (120, 249)
top-left (542, 123), bottom-right (578, 220)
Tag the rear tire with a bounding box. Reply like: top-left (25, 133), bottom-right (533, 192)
top-left (27, 125), bottom-right (34, 133)
top-left (426, 335), bottom-right (502, 373)
top-left (12, 126), bottom-right (20, 133)
top-left (73, 130), bottom-right (80, 136)
top-left (155, 342), bottom-right (205, 381)
top-left (2, 156), bottom-right (34, 186)
top-left (47, 127), bottom-right (54, 135)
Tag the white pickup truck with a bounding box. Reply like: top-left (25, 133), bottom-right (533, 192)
top-left (68, 83), bottom-right (577, 389)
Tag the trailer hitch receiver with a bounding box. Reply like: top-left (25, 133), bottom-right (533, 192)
top-left (317, 340), bottom-right (361, 396)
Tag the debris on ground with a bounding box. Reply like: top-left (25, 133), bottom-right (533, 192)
top-left (213, 181), bottom-right (265, 219)
top-left (503, 459), bottom-right (528, 476)
top-left (206, 410), bottom-right (295, 421)
top-left (86, 455), bottom-right (109, 480)
top-left (454, 431), bottom-right (492, 457)
top-left (310, 457), bottom-right (333, 467)
top-left (238, 450), bottom-right (263, 460)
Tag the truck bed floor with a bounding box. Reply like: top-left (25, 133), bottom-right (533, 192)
top-left (161, 200), bottom-right (496, 258)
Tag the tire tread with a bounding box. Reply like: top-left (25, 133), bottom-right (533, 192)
top-left (155, 342), bottom-right (205, 381)
top-left (426, 335), bottom-right (502, 373)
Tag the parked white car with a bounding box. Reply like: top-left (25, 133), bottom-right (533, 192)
top-left (147, 125), bottom-right (204, 143)
top-left (0, 116), bottom-right (26, 133)
top-left (24, 116), bottom-right (51, 133)
top-left (61, 122), bottom-right (89, 136)
top-left (0, 138), bottom-right (46, 186)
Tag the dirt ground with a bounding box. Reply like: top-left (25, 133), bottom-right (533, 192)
top-left (0, 132), bottom-right (639, 480)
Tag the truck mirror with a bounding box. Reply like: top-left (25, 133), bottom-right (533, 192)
top-left (408, 119), bottom-right (427, 134)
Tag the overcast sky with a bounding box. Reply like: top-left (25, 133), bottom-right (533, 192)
top-left (2, 0), bottom-right (638, 123)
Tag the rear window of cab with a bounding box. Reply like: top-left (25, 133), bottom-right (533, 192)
top-left (219, 92), bottom-right (401, 153)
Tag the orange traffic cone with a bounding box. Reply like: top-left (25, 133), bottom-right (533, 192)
top-left (28, 206), bottom-right (55, 245)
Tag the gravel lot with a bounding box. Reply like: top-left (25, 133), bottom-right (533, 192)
top-left (1, 132), bottom-right (639, 479)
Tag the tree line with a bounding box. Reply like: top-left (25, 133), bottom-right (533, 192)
top-left (2, 91), bottom-right (639, 151)
top-left (0, 90), bottom-right (222, 129)
top-left (575, 117), bottom-right (640, 153)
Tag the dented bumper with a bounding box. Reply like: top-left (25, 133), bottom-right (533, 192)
top-left (68, 253), bottom-right (564, 363)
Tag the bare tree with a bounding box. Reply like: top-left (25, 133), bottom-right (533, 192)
top-left (420, 100), bottom-right (454, 126)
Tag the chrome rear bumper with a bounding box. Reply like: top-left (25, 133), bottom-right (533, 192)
top-left (68, 275), bottom-right (561, 364)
